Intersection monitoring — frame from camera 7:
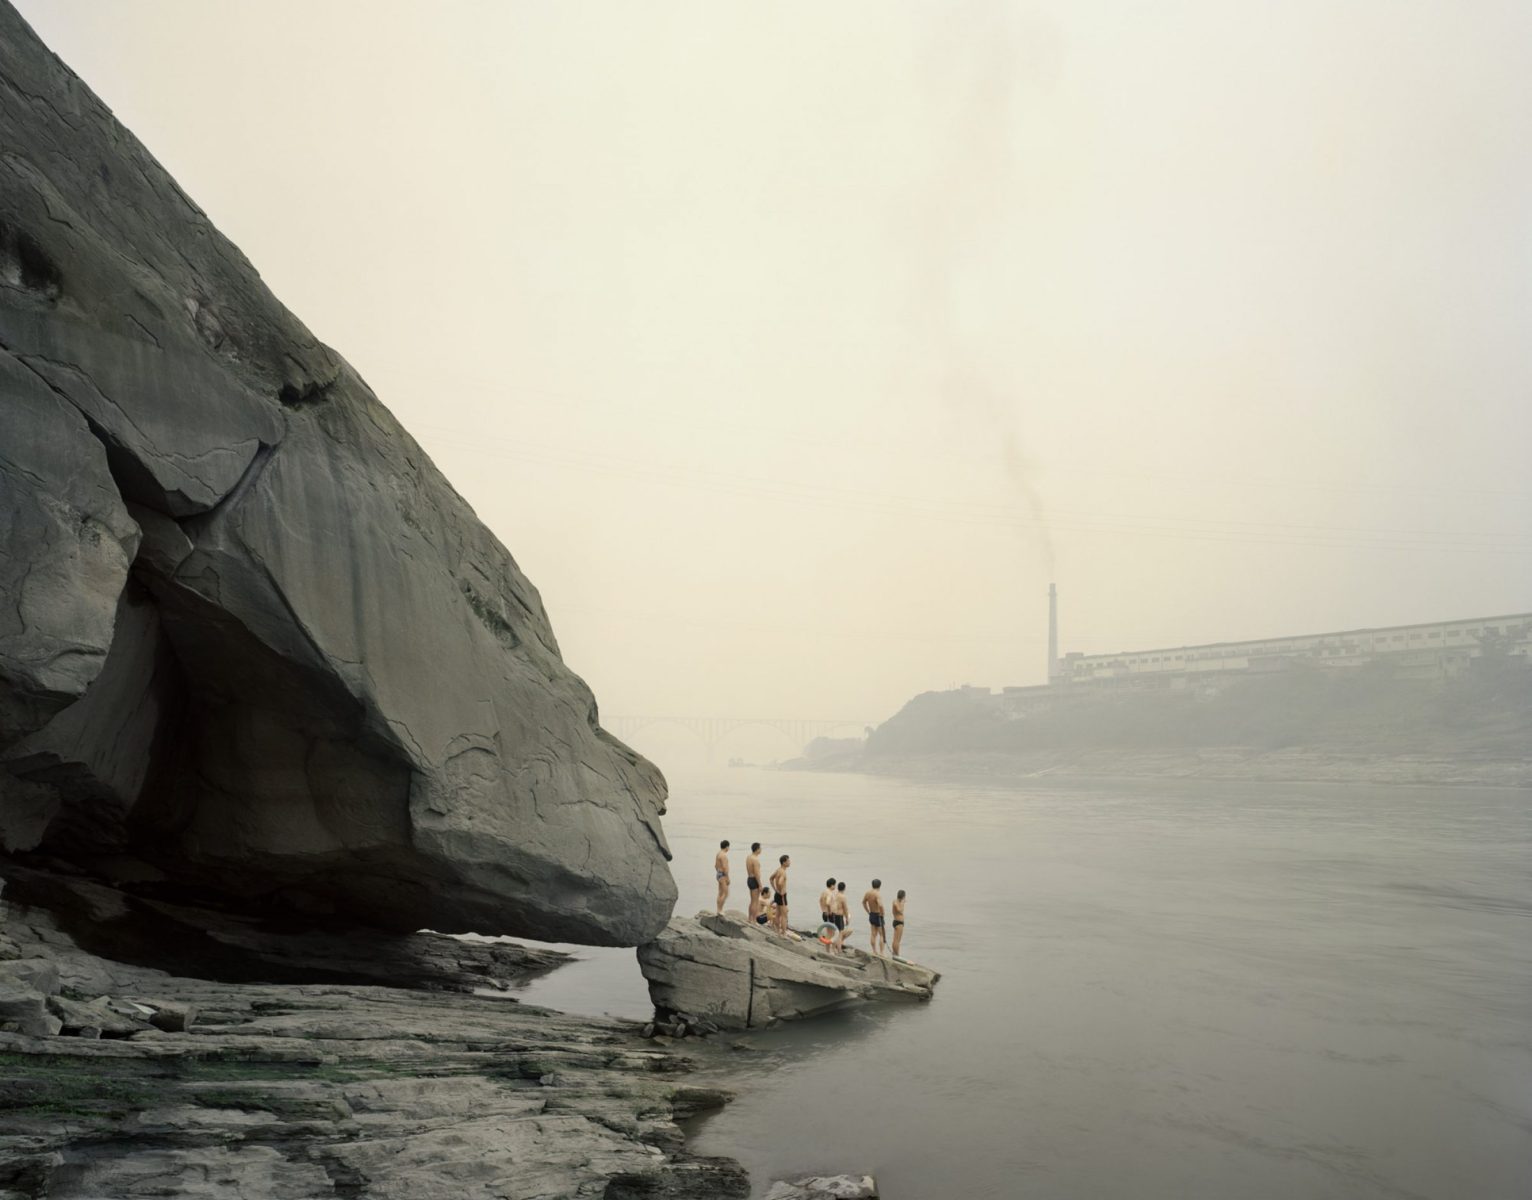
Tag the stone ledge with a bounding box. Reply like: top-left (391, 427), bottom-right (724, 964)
top-left (636, 912), bottom-right (938, 1030)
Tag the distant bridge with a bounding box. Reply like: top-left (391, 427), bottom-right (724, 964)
top-left (603, 715), bottom-right (873, 761)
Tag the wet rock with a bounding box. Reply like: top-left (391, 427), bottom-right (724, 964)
top-left (637, 913), bottom-right (939, 1030)
top-left (0, 1), bottom-right (675, 945)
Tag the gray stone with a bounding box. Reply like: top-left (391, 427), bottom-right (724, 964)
top-left (47, 994), bottom-right (144, 1038)
top-left (0, 2), bottom-right (675, 944)
top-left (0, 956), bottom-right (59, 996)
top-left (1, 864), bottom-right (572, 993)
top-left (637, 913), bottom-right (940, 1030)
top-left (3, 580), bottom-right (182, 851)
top-left (765, 1175), bottom-right (878, 1200)
top-left (0, 353), bottom-right (139, 754)
top-left (0, 981), bottom-right (57, 1036)
top-left (147, 1001), bottom-right (196, 1033)
top-left (0, 895), bottom-right (750, 1200)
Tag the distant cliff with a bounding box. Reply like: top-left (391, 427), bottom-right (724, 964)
top-left (800, 662), bottom-right (1532, 787)
top-left (0, 2), bottom-right (674, 943)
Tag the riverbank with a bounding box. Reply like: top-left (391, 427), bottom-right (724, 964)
top-left (0, 876), bottom-right (749, 1199)
top-left (785, 747), bottom-right (1532, 788)
top-left (803, 661), bottom-right (1532, 790)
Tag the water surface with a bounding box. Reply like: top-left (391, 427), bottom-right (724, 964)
top-left (516, 768), bottom-right (1532, 1200)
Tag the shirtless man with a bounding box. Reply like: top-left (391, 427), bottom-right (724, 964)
top-left (891, 889), bottom-right (907, 958)
top-left (769, 854), bottom-right (791, 934)
top-left (832, 881), bottom-right (852, 952)
top-left (714, 840), bottom-right (731, 914)
top-left (862, 878), bottom-right (886, 955)
top-left (755, 887), bottom-right (773, 926)
top-left (819, 878), bottom-right (837, 925)
top-left (746, 843), bottom-right (764, 921)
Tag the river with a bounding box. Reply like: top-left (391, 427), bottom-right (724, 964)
top-left (513, 767), bottom-right (1532, 1199)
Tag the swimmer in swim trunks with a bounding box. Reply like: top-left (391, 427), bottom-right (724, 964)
top-left (891, 889), bottom-right (907, 957)
top-left (832, 881), bottom-right (852, 952)
top-left (746, 842), bottom-right (764, 921)
top-left (714, 840), bottom-right (730, 914)
top-left (862, 878), bottom-right (886, 955)
top-left (755, 887), bottom-right (773, 925)
top-left (819, 877), bottom-right (836, 925)
top-left (770, 854), bottom-right (791, 934)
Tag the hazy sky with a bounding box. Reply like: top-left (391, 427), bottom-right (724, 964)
top-left (18, 1), bottom-right (1532, 754)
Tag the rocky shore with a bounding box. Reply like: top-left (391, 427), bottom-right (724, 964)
top-left (0, 878), bottom-right (749, 1200)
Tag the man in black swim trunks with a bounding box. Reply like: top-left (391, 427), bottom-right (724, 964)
top-left (892, 889), bottom-right (907, 957)
top-left (770, 854), bottom-right (790, 934)
top-left (746, 842), bottom-right (764, 921)
top-left (819, 877), bottom-right (836, 925)
top-left (832, 880), bottom-right (852, 952)
top-left (862, 878), bottom-right (886, 955)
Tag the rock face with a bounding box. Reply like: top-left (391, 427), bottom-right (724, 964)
top-left (0, 2), bottom-right (675, 943)
top-left (0, 890), bottom-right (747, 1200)
top-left (637, 913), bottom-right (940, 1030)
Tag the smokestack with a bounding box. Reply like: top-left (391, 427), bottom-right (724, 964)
top-left (1048, 582), bottom-right (1059, 684)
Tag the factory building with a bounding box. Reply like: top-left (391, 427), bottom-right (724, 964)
top-left (1043, 587), bottom-right (1532, 688)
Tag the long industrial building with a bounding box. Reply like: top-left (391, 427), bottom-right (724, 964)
top-left (1043, 590), bottom-right (1532, 688)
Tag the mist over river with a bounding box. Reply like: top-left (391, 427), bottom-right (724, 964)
top-left (514, 768), bottom-right (1532, 1200)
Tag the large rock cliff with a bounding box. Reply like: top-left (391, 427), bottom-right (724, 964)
top-left (0, 2), bottom-right (676, 944)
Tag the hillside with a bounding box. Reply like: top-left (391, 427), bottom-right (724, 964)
top-left (806, 662), bottom-right (1532, 787)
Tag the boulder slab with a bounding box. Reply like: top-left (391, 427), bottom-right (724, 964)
top-left (637, 913), bottom-right (939, 1030)
top-left (0, 2), bottom-right (675, 944)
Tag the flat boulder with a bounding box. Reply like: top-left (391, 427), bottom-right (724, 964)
top-left (636, 913), bottom-right (939, 1030)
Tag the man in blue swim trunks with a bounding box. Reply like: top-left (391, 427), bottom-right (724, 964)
top-left (714, 840), bottom-right (731, 914)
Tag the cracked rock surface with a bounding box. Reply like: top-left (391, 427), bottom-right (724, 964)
top-left (637, 913), bottom-right (940, 1030)
top-left (0, 1), bottom-right (675, 944)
